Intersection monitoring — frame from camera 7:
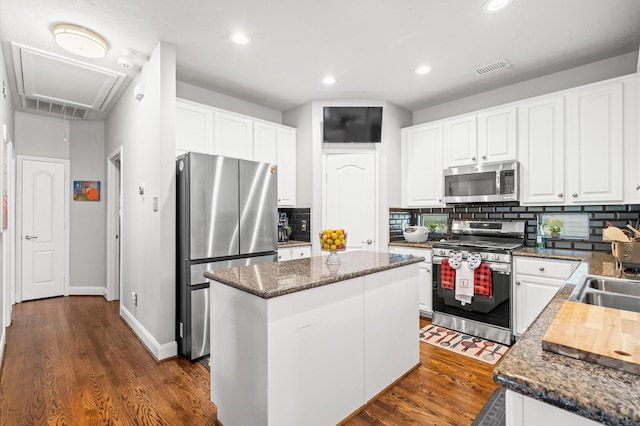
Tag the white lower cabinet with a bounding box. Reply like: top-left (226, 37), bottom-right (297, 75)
top-left (278, 245), bottom-right (311, 261)
top-left (506, 390), bottom-right (600, 426)
top-left (513, 257), bottom-right (579, 336)
top-left (389, 246), bottom-right (432, 316)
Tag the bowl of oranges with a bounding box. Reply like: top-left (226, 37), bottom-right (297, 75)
top-left (320, 228), bottom-right (347, 264)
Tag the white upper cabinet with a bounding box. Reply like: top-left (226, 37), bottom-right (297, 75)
top-left (214, 111), bottom-right (254, 161)
top-left (625, 76), bottom-right (640, 203)
top-left (443, 107), bottom-right (516, 168)
top-left (443, 115), bottom-right (477, 167)
top-left (253, 121), bottom-right (278, 164)
top-left (565, 82), bottom-right (624, 204)
top-left (176, 99), bottom-right (214, 156)
top-left (477, 106), bottom-right (517, 164)
top-left (401, 123), bottom-right (444, 207)
top-left (518, 96), bottom-right (565, 205)
top-left (276, 127), bottom-right (297, 207)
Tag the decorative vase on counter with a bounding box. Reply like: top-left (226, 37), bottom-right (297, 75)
top-left (320, 228), bottom-right (347, 265)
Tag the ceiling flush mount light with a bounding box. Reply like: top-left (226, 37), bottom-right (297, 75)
top-left (53, 23), bottom-right (108, 58)
top-left (322, 76), bottom-right (337, 85)
top-left (483, 0), bottom-right (513, 13)
top-left (229, 32), bottom-right (251, 45)
top-left (415, 65), bottom-right (433, 75)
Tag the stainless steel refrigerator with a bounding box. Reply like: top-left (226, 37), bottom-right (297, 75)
top-left (176, 152), bottom-right (278, 360)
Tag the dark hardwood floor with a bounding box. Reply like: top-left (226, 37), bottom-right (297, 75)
top-left (0, 296), bottom-right (217, 425)
top-left (0, 297), bottom-right (501, 425)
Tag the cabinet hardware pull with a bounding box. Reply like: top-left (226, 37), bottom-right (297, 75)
top-left (482, 155), bottom-right (487, 160)
top-left (516, 281), bottom-right (521, 285)
top-left (539, 267), bottom-right (545, 271)
top-left (471, 156), bottom-right (476, 161)
top-left (636, 185), bottom-right (640, 191)
top-left (572, 193), bottom-right (578, 197)
top-left (557, 193), bottom-right (563, 198)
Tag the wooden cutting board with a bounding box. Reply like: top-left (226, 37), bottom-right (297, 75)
top-left (542, 301), bottom-right (640, 375)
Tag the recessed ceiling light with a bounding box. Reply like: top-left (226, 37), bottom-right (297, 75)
top-left (53, 23), bottom-right (108, 58)
top-left (415, 65), bottom-right (433, 75)
top-left (322, 76), bottom-right (337, 85)
top-left (483, 0), bottom-right (513, 13)
top-left (229, 32), bottom-right (251, 44)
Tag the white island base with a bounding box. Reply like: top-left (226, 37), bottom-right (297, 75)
top-left (209, 263), bottom-right (420, 426)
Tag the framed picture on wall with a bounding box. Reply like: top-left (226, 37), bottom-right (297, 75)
top-left (73, 180), bottom-right (101, 201)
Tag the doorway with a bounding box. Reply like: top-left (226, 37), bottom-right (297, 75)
top-left (106, 147), bottom-right (122, 301)
top-left (323, 152), bottom-right (378, 251)
top-left (17, 156), bottom-right (69, 301)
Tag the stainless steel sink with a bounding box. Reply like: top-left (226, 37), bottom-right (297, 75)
top-left (568, 275), bottom-right (640, 313)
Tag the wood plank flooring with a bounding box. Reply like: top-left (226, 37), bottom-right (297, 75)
top-left (0, 297), bottom-right (500, 425)
top-left (0, 296), bottom-right (217, 425)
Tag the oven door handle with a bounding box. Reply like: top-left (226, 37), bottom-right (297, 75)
top-left (433, 257), bottom-right (511, 273)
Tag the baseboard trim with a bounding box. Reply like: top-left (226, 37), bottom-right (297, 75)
top-left (119, 305), bottom-right (177, 361)
top-left (0, 328), bottom-right (6, 376)
top-left (68, 286), bottom-right (106, 296)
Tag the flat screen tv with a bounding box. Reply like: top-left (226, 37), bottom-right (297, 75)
top-left (323, 107), bottom-right (383, 143)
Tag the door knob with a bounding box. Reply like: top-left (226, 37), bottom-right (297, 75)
top-left (362, 239), bottom-right (373, 245)
top-left (25, 235), bottom-right (38, 240)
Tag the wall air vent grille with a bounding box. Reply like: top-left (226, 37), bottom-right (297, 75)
top-left (22, 96), bottom-right (89, 119)
top-left (473, 59), bottom-right (512, 76)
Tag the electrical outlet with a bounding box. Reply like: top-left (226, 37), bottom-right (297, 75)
top-left (301, 220), bottom-right (307, 231)
top-left (131, 291), bottom-right (138, 306)
top-left (153, 197), bottom-right (158, 212)
top-left (179, 322), bottom-right (184, 338)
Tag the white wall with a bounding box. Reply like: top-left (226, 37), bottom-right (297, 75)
top-left (15, 112), bottom-right (69, 157)
top-left (177, 81), bottom-right (282, 123)
top-left (104, 42), bottom-right (177, 360)
top-left (413, 51), bottom-right (638, 124)
top-left (283, 100), bottom-right (410, 255)
top-left (69, 120), bottom-right (106, 293)
top-left (0, 33), bottom-right (16, 369)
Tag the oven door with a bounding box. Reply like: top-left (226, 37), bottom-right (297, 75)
top-left (432, 257), bottom-right (511, 329)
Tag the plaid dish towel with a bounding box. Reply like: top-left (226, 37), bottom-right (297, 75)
top-left (441, 259), bottom-right (456, 290)
top-left (474, 263), bottom-right (493, 297)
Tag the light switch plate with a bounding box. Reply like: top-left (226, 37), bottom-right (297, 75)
top-left (153, 197), bottom-right (158, 212)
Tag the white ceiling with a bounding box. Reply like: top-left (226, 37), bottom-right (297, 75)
top-left (1, 0), bottom-right (640, 118)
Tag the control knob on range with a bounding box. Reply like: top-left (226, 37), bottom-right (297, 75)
top-left (480, 253), bottom-right (488, 260)
top-left (491, 254), bottom-right (500, 261)
top-left (438, 249), bottom-right (446, 256)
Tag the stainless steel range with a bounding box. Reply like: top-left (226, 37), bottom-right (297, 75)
top-left (431, 220), bottom-right (525, 345)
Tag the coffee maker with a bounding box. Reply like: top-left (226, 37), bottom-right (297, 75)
top-left (278, 212), bottom-right (289, 242)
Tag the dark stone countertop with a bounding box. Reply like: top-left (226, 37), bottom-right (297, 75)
top-left (494, 252), bottom-right (640, 425)
top-left (204, 251), bottom-right (424, 299)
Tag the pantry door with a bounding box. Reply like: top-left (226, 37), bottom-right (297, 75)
top-left (18, 156), bottom-right (68, 301)
top-left (324, 153), bottom-right (377, 251)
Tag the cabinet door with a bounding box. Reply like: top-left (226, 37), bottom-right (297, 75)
top-left (176, 100), bottom-right (214, 156)
top-left (277, 248), bottom-right (292, 261)
top-left (518, 96), bottom-right (565, 205)
top-left (565, 82), bottom-right (624, 203)
top-left (401, 124), bottom-right (444, 207)
top-left (443, 115), bottom-right (477, 167)
top-left (514, 274), bottom-right (564, 335)
top-left (214, 111), bottom-right (254, 160)
top-left (291, 246), bottom-right (311, 259)
top-left (418, 263), bottom-right (433, 316)
top-left (253, 122), bottom-right (277, 164)
top-left (477, 106), bottom-right (516, 164)
top-left (276, 127), bottom-right (296, 207)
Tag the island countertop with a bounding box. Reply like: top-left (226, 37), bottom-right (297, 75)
top-left (493, 252), bottom-right (640, 425)
top-left (204, 251), bottom-right (424, 299)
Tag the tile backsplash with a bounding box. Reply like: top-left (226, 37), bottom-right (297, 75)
top-left (390, 204), bottom-right (640, 252)
top-left (279, 207), bottom-right (311, 242)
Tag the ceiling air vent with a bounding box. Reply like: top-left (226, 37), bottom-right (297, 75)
top-left (22, 96), bottom-right (90, 119)
top-left (473, 59), bottom-right (512, 76)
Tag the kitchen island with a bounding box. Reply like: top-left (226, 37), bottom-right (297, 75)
top-left (204, 251), bottom-right (424, 426)
top-left (494, 252), bottom-right (640, 425)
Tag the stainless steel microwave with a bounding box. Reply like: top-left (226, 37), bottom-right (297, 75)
top-left (443, 161), bottom-right (519, 204)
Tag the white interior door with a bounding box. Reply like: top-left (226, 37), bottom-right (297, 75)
top-left (20, 158), bottom-right (67, 301)
top-left (324, 153), bottom-right (376, 251)
top-left (107, 148), bottom-right (122, 301)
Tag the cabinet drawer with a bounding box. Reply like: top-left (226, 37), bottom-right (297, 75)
top-left (514, 257), bottom-right (577, 280)
top-left (291, 246), bottom-right (311, 259)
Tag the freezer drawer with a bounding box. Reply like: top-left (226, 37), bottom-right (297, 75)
top-left (190, 287), bottom-right (210, 360)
